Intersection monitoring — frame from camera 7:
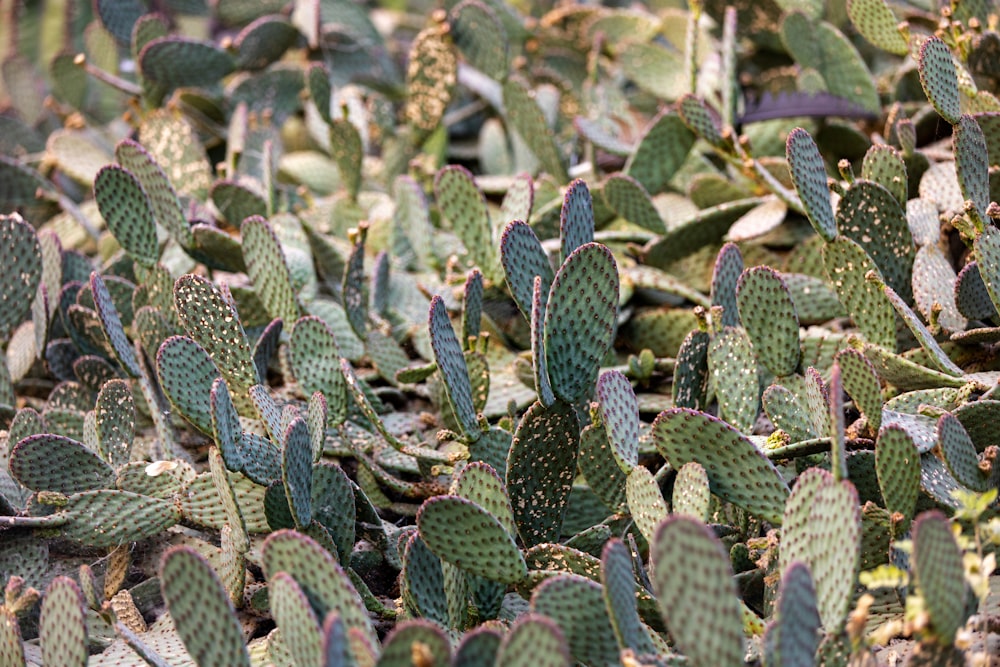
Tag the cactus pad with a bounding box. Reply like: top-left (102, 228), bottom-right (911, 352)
top-left (507, 399), bottom-right (579, 546)
top-left (912, 511), bottom-right (968, 644)
top-left (651, 515), bottom-right (744, 667)
top-left (160, 546), bottom-right (250, 667)
top-left (918, 37), bottom-right (961, 124)
top-left (653, 407), bottom-right (789, 523)
top-left (543, 243), bottom-right (619, 403)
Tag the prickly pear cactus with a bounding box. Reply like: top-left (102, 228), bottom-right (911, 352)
top-left (0, 0), bottom-right (997, 663)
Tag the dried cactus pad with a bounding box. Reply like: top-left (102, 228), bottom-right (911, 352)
top-left (652, 408), bottom-right (789, 524)
top-left (0, 213), bottom-right (42, 340)
top-left (543, 242), bottom-right (619, 403)
top-left (652, 515), bottom-right (744, 667)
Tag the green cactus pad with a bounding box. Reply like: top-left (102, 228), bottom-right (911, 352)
top-left (0, 608), bottom-right (24, 666)
top-left (653, 407), bottom-right (788, 523)
top-left (282, 417), bottom-right (313, 528)
top-left (269, 571), bottom-right (323, 667)
top-left (91, 272), bottom-right (140, 377)
top-left (261, 530), bottom-right (375, 646)
top-left (57, 489), bottom-right (181, 547)
top-left (954, 115), bottom-right (990, 220)
top-left (450, 0), bottom-right (508, 80)
top-left (736, 265), bottom-right (800, 376)
top-left (401, 534), bottom-right (447, 624)
top-left (311, 463), bottom-right (356, 564)
top-left (678, 94), bottom-right (726, 149)
top-left (40, 576), bottom-right (87, 667)
top-left (289, 315), bottom-right (346, 404)
top-left (762, 383), bottom-right (818, 442)
top-left (625, 111), bottom-right (696, 195)
top-left (417, 495), bottom-right (527, 584)
top-left (918, 37), bottom-right (962, 124)
top-left (139, 36), bottom-right (236, 95)
top-left (157, 335), bottom-right (221, 435)
top-left (453, 627), bottom-right (502, 667)
top-left (506, 399), bottom-right (579, 546)
top-left (544, 243), bottom-right (619, 403)
top-left (559, 179), bottom-right (594, 263)
top-left (93, 165), bottom-right (158, 268)
top-left (160, 546), bottom-right (250, 667)
top-left (672, 330), bottom-right (710, 410)
top-left (462, 269), bottom-right (484, 344)
top-left (912, 511), bottom-right (968, 644)
top-left (651, 515), bottom-right (744, 667)
top-left (500, 220), bottom-right (553, 321)
top-left (578, 424), bottom-right (628, 511)
top-left (430, 296), bottom-right (480, 440)
top-left (94, 379), bottom-right (135, 467)
top-left (846, 0), bottom-right (908, 55)
top-left (711, 243), bottom-right (743, 329)
top-left (765, 561), bottom-right (822, 666)
top-left (936, 413), bottom-right (989, 492)
top-left (174, 274), bottom-right (258, 393)
top-left (496, 612), bottom-right (570, 667)
top-left (861, 144), bottom-right (907, 206)
top-left (823, 237), bottom-right (896, 349)
top-left (210, 377), bottom-right (243, 474)
top-left (503, 78), bottom-right (568, 182)
top-left (836, 180), bottom-right (915, 303)
top-left (435, 166), bottom-right (497, 281)
top-left (973, 228), bottom-right (1000, 320)
top-left (532, 276), bottom-right (556, 406)
top-left (114, 139), bottom-right (191, 248)
top-left (454, 461), bottom-right (516, 535)
top-left (625, 464), bottom-right (668, 544)
top-left (0, 214), bottom-right (42, 341)
top-left (707, 327), bottom-right (759, 433)
top-left (672, 461), bottom-right (712, 522)
top-left (10, 433), bottom-right (114, 493)
top-left (241, 216), bottom-right (298, 325)
top-left (835, 348), bottom-right (883, 432)
top-left (600, 539), bottom-right (656, 654)
top-left (781, 469), bottom-right (861, 633)
top-left (596, 370), bottom-right (639, 473)
top-left (379, 620), bottom-right (452, 667)
top-left (604, 174), bottom-right (666, 234)
top-left (786, 128), bottom-right (837, 241)
top-left (531, 573), bottom-right (621, 667)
